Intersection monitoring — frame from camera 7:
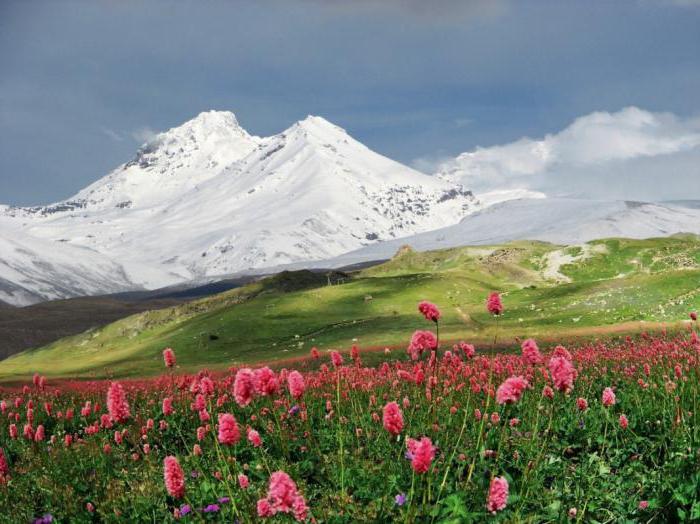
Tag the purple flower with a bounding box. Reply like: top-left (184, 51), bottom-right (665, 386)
top-left (289, 405), bottom-right (300, 415)
top-left (405, 451), bottom-right (414, 460)
top-left (180, 504), bottom-right (192, 516)
top-left (203, 504), bottom-right (220, 513)
top-left (190, 470), bottom-right (200, 478)
top-left (218, 497), bottom-right (231, 504)
top-left (33, 516), bottom-right (54, 524)
top-left (395, 493), bottom-right (407, 506)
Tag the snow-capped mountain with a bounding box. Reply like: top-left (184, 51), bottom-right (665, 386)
top-left (1, 111), bottom-right (476, 305)
top-left (0, 219), bottom-right (136, 306)
top-left (309, 198), bottom-right (700, 268)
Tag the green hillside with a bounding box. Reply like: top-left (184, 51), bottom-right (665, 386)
top-left (1, 236), bottom-right (698, 380)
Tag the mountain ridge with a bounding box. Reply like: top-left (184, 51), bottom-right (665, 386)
top-left (0, 111), bottom-right (476, 305)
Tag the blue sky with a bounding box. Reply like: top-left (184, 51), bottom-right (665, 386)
top-left (1, 0), bottom-right (699, 205)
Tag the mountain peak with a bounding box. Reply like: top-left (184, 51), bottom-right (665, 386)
top-left (289, 115), bottom-right (349, 141)
top-left (157, 110), bottom-right (251, 143)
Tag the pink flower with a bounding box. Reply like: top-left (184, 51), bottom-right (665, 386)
top-left (233, 368), bottom-right (255, 407)
top-left (382, 401), bottom-right (404, 436)
top-left (619, 414), bottom-right (628, 429)
top-left (576, 397), bottom-right (588, 411)
top-left (407, 330), bottom-right (437, 360)
top-left (639, 500), bottom-right (649, 510)
top-left (542, 386), bottom-right (554, 399)
top-left (107, 382), bottom-right (131, 423)
top-left (552, 345), bottom-right (572, 360)
top-left (163, 456), bottom-right (185, 499)
top-left (162, 397), bottom-right (174, 416)
top-left (287, 371), bottom-right (305, 399)
top-left (247, 428), bottom-right (262, 447)
top-left (406, 437), bottom-right (435, 474)
top-left (486, 476), bottom-right (509, 512)
top-left (258, 471), bottom-right (308, 521)
top-left (418, 301), bottom-right (441, 322)
top-left (257, 499), bottom-right (274, 517)
top-left (602, 387), bottom-right (616, 407)
top-left (486, 292), bottom-right (504, 316)
top-left (310, 346), bottom-right (320, 359)
top-left (457, 341), bottom-right (475, 359)
top-left (238, 474), bottom-right (250, 489)
top-left (330, 351), bottom-right (344, 368)
top-left (34, 424), bottom-right (45, 442)
top-left (163, 347), bottom-right (176, 368)
top-left (521, 339), bottom-right (542, 365)
top-left (254, 367), bottom-right (279, 396)
top-left (0, 448), bottom-right (9, 482)
top-left (218, 413), bottom-right (240, 445)
top-left (496, 376), bottom-right (529, 405)
top-left (548, 356), bottom-right (577, 393)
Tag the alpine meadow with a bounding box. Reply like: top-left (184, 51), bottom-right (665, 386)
top-left (1, 1), bottom-right (700, 523)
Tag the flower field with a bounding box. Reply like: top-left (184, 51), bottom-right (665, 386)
top-left (1, 300), bottom-right (699, 522)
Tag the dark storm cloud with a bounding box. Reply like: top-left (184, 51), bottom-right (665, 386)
top-left (0, 0), bottom-right (698, 205)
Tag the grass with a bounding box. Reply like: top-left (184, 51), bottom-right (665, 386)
top-left (1, 236), bottom-right (698, 380)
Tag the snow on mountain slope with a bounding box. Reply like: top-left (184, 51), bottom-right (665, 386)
top-left (1, 112), bottom-right (476, 299)
top-left (308, 198), bottom-right (700, 268)
top-left (0, 220), bottom-right (137, 306)
top-left (4, 111), bottom-right (260, 218)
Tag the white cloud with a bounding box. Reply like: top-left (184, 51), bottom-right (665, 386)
top-left (100, 127), bottom-right (124, 142)
top-left (435, 107), bottom-right (700, 201)
top-left (131, 127), bottom-right (158, 145)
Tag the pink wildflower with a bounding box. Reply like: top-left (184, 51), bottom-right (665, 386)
top-left (619, 414), bottom-right (628, 429)
top-left (258, 471), bottom-right (308, 521)
top-left (408, 330), bottom-right (437, 360)
top-left (496, 376), bottom-right (529, 405)
top-left (163, 456), bottom-right (185, 499)
top-left (287, 371), bottom-right (306, 399)
top-left (486, 476), bottom-right (509, 512)
top-left (486, 292), bottom-right (504, 316)
top-left (418, 301), bottom-right (441, 322)
top-left (238, 474), bottom-right (250, 489)
top-left (247, 428), bottom-right (262, 447)
top-left (521, 338), bottom-right (542, 365)
top-left (330, 351), bottom-right (343, 368)
top-left (107, 382), bottom-right (131, 423)
top-left (254, 367), bottom-right (279, 396)
top-left (162, 397), bottom-right (174, 416)
top-left (217, 413), bottom-right (240, 445)
top-left (602, 387), bottom-right (616, 407)
top-left (382, 401), bottom-right (404, 436)
top-left (162, 347), bottom-right (176, 368)
top-left (0, 448), bottom-right (9, 482)
top-left (233, 368), bottom-right (255, 407)
top-left (548, 355), bottom-right (577, 393)
top-left (406, 437), bottom-right (435, 474)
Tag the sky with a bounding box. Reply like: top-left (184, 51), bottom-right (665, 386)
top-left (1, 0), bottom-right (699, 206)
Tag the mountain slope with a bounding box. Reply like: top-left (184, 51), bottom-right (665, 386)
top-left (314, 198), bottom-right (700, 267)
top-left (0, 222), bottom-right (137, 306)
top-left (1, 236), bottom-right (697, 379)
top-left (1, 113), bottom-right (476, 304)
